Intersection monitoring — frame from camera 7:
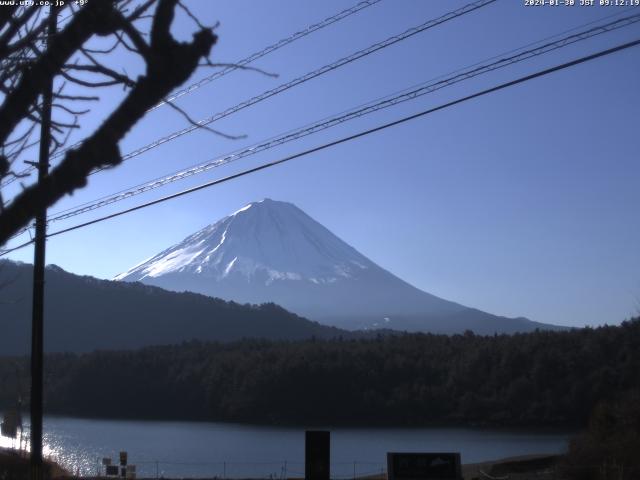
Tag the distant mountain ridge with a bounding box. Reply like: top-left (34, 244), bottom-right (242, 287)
top-left (116, 198), bottom-right (563, 334)
top-left (0, 260), bottom-right (348, 355)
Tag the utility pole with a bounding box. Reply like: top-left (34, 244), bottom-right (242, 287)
top-left (30, 5), bottom-right (56, 480)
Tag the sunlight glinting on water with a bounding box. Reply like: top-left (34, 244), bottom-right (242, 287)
top-left (0, 429), bottom-right (94, 475)
top-left (0, 434), bottom-right (16, 450)
top-left (43, 434), bottom-right (94, 476)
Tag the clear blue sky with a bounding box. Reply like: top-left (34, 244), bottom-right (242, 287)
top-left (4, 0), bottom-right (640, 327)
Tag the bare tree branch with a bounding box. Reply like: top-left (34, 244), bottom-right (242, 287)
top-left (163, 99), bottom-right (246, 141)
top-left (0, 0), bottom-right (218, 245)
top-left (0, 1), bottom-right (123, 146)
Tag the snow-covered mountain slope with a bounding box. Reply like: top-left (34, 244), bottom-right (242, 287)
top-left (116, 199), bottom-right (374, 285)
top-left (116, 199), bottom-right (559, 334)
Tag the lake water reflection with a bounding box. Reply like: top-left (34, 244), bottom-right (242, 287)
top-left (1, 416), bottom-right (571, 477)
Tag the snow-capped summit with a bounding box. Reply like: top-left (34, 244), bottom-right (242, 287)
top-left (115, 198), bottom-right (373, 285)
top-left (116, 199), bottom-right (552, 334)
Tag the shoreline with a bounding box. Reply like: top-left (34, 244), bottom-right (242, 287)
top-left (65, 455), bottom-right (561, 480)
top-left (2, 446), bottom-right (561, 480)
top-left (0, 446), bottom-right (70, 478)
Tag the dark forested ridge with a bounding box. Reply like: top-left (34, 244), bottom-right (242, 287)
top-left (1, 318), bottom-right (638, 427)
top-left (0, 261), bottom-right (564, 352)
top-left (0, 260), bottom-right (348, 354)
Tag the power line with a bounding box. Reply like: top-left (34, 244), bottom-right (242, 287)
top-left (56, 0), bottom-right (383, 158)
top-left (2, 36), bottom-right (636, 257)
top-left (373, 5), bottom-right (637, 106)
top-left (1, 0), bottom-right (384, 187)
top-left (2, 0), bottom-right (498, 242)
top-left (89, 0), bottom-right (497, 174)
top-left (0, 240), bottom-right (32, 256)
top-left (4, 0), bottom-right (495, 189)
top-left (24, 12), bottom-right (640, 232)
top-left (152, 0), bottom-right (384, 110)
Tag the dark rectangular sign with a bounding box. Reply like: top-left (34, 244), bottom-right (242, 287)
top-left (105, 465), bottom-right (119, 476)
top-left (305, 430), bottom-right (330, 480)
top-left (1, 410), bottom-right (20, 439)
top-left (387, 453), bottom-right (462, 480)
top-left (0, 421), bottom-right (16, 439)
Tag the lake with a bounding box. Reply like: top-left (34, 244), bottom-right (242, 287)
top-left (0, 416), bottom-right (571, 478)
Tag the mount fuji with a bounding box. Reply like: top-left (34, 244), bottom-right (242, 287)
top-left (116, 199), bottom-right (559, 334)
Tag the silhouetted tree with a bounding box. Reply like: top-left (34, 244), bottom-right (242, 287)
top-left (562, 389), bottom-right (640, 480)
top-left (0, 0), bottom-right (219, 246)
